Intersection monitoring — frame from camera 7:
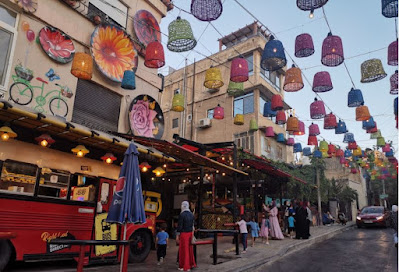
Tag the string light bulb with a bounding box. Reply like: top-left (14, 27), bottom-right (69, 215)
top-left (309, 9), bottom-right (314, 19)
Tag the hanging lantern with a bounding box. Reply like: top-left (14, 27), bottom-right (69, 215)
top-left (204, 66), bottom-right (224, 89)
top-left (322, 150), bottom-right (329, 158)
top-left (190, 0), bottom-right (223, 22)
top-left (172, 93), bottom-right (185, 112)
top-left (227, 81), bottom-right (244, 97)
top-left (283, 65), bottom-right (304, 92)
top-left (377, 136), bottom-right (386, 147)
top-left (121, 70), bottom-right (136, 90)
top-left (310, 98), bottom-right (326, 119)
top-left (265, 126), bottom-right (275, 137)
top-left (324, 112), bottom-right (337, 129)
top-left (348, 88), bottom-right (364, 107)
top-left (276, 110), bottom-right (286, 125)
top-left (366, 121), bottom-right (378, 133)
top-left (230, 57), bottom-right (249, 82)
top-left (167, 17), bottom-right (197, 52)
top-left (101, 153), bottom-right (116, 164)
top-left (292, 121), bottom-right (305, 135)
top-left (152, 166), bottom-right (166, 177)
top-left (35, 134), bottom-right (55, 147)
top-left (362, 117), bottom-right (376, 130)
top-left (71, 145), bottom-right (89, 157)
top-left (321, 32), bottom-right (344, 67)
top-left (308, 135), bottom-right (318, 146)
top-left (297, 0), bottom-right (329, 10)
top-left (319, 140), bottom-right (328, 151)
top-left (0, 125), bottom-right (17, 142)
top-left (249, 119), bottom-right (258, 131)
top-left (71, 52), bottom-right (93, 80)
top-left (328, 144), bottom-right (336, 155)
top-left (303, 147), bottom-right (312, 156)
top-left (286, 115), bottom-right (299, 132)
top-left (386, 149), bottom-right (394, 157)
top-left (343, 132), bottom-right (355, 143)
top-left (312, 71), bottom-right (333, 93)
top-left (286, 138), bottom-right (295, 146)
top-left (336, 148), bottom-right (344, 157)
top-left (260, 35), bottom-right (287, 72)
top-left (139, 162), bottom-right (152, 172)
top-left (339, 156), bottom-right (346, 164)
top-left (234, 114), bottom-right (244, 125)
top-left (360, 59), bottom-right (387, 83)
top-left (382, 0), bottom-right (398, 18)
top-left (271, 94), bottom-right (284, 111)
top-left (344, 149), bottom-right (352, 157)
top-left (348, 141), bottom-right (358, 150)
top-left (391, 70), bottom-right (398, 94)
top-left (263, 102), bottom-right (277, 117)
top-left (382, 143), bottom-right (391, 152)
top-left (335, 120), bottom-right (348, 134)
top-left (313, 149), bottom-right (322, 158)
top-left (293, 143), bottom-right (303, 153)
top-left (213, 104), bottom-right (224, 119)
top-left (370, 129), bottom-right (382, 139)
top-left (295, 33), bottom-right (315, 58)
top-left (395, 97), bottom-right (398, 115)
top-left (276, 133), bottom-right (285, 143)
top-left (351, 167), bottom-right (357, 174)
top-left (353, 147), bottom-right (362, 157)
top-left (309, 123), bottom-right (320, 135)
top-left (388, 40), bottom-right (398, 66)
top-left (144, 41), bottom-right (165, 68)
top-left (356, 104), bottom-right (371, 121)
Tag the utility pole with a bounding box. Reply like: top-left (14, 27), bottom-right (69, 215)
top-left (382, 179), bottom-right (387, 208)
top-left (316, 163), bottom-right (322, 222)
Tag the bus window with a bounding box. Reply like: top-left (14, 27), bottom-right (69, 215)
top-left (70, 175), bottom-right (98, 202)
top-left (37, 168), bottom-right (70, 199)
top-left (100, 182), bottom-right (110, 205)
top-left (0, 160), bottom-right (37, 195)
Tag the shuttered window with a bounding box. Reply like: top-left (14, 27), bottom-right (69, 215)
top-left (72, 79), bottom-right (121, 132)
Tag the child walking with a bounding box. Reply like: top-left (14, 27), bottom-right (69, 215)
top-left (259, 213), bottom-right (270, 244)
top-left (236, 215), bottom-right (248, 253)
top-left (288, 212), bottom-right (295, 238)
top-left (247, 217), bottom-right (260, 247)
top-left (156, 225), bottom-right (169, 265)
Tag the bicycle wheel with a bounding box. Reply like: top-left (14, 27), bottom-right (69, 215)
top-left (49, 97), bottom-right (68, 117)
top-left (9, 82), bottom-right (33, 105)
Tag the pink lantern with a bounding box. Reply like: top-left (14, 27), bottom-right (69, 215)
top-left (310, 98), bottom-right (326, 119)
top-left (388, 39), bottom-right (398, 66)
top-left (309, 123), bottom-right (320, 135)
top-left (324, 112), bottom-right (337, 129)
top-left (382, 143), bottom-right (391, 152)
top-left (390, 70), bottom-right (398, 95)
top-left (276, 110), bottom-right (286, 125)
top-left (321, 32), bottom-right (344, 67)
top-left (339, 156), bottom-right (346, 164)
top-left (213, 104), bottom-right (224, 119)
top-left (312, 71), bottom-right (333, 93)
top-left (295, 33), bottom-right (315, 58)
top-left (292, 121), bottom-right (305, 136)
top-left (265, 126), bottom-right (275, 137)
top-left (286, 137), bottom-right (295, 146)
top-left (271, 94), bottom-right (284, 111)
top-left (230, 57), bottom-right (249, 82)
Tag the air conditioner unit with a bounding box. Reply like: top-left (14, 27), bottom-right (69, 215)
top-left (198, 118), bottom-right (212, 128)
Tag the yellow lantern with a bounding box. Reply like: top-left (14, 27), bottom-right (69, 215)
top-left (0, 126), bottom-right (17, 141)
top-left (204, 67), bottom-right (224, 89)
top-left (152, 167), bottom-right (166, 177)
top-left (172, 93), bottom-right (184, 112)
top-left (234, 114), bottom-right (244, 125)
top-left (353, 147), bottom-right (362, 157)
top-left (71, 145), bottom-right (89, 157)
top-left (71, 52), bottom-right (93, 80)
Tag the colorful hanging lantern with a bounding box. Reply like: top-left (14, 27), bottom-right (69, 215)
top-left (234, 114), bottom-right (244, 125)
top-left (191, 0), bottom-right (223, 22)
top-left (382, 143), bottom-right (391, 152)
top-left (390, 70), bottom-right (398, 94)
top-left (286, 115), bottom-right (299, 132)
top-left (101, 153), bottom-right (117, 164)
top-left (71, 145), bottom-right (89, 157)
top-left (204, 66), bottom-right (224, 89)
top-left (35, 134), bottom-right (55, 147)
top-left (276, 110), bottom-right (286, 125)
top-left (230, 57), bottom-right (249, 83)
top-left (388, 40), bottom-right (398, 66)
top-left (292, 121), bottom-right (306, 135)
top-left (271, 94), bottom-right (284, 111)
top-left (370, 129), bottom-right (382, 139)
top-left (293, 143), bottom-right (303, 153)
top-left (172, 93), bottom-right (184, 112)
top-left (152, 166), bottom-right (166, 177)
top-left (321, 32), bottom-right (344, 67)
top-left (356, 104), bottom-right (371, 121)
top-left (348, 141), bottom-right (358, 150)
top-left (386, 149), bottom-right (394, 157)
top-left (339, 156), bottom-right (346, 164)
top-left (121, 70), bottom-right (136, 90)
top-left (366, 121), bottom-right (378, 133)
top-left (227, 81), bottom-right (244, 97)
top-left (0, 126), bottom-right (17, 142)
top-left (263, 102), bottom-right (277, 117)
top-left (265, 126), bottom-right (275, 137)
top-left (377, 136), bottom-right (386, 147)
top-left (313, 149), bottom-right (322, 158)
top-left (344, 149), bottom-right (352, 157)
top-left (144, 41), bottom-right (165, 68)
top-left (295, 33), bottom-right (315, 58)
top-left (309, 123), bottom-right (320, 135)
top-left (303, 147), bottom-right (312, 156)
top-left (139, 162), bottom-right (151, 172)
top-left (360, 59), bottom-right (387, 83)
top-left (335, 120), bottom-right (348, 134)
top-left (382, 0), bottom-right (398, 18)
top-left (71, 52), bottom-right (93, 80)
top-left (310, 98), bottom-right (326, 119)
top-left (276, 133), bottom-right (285, 143)
top-left (308, 135), bottom-right (318, 146)
top-left (395, 97), bottom-right (398, 115)
top-left (260, 35), bottom-right (287, 72)
top-left (324, 112), bottom-right (337, 129)
top-left (297, 0), bottom-right (329, 10)
top-left (213, 104), bottom-right (224, 119)
top-left (336, 148), bottom-right (344, 157)
top-left (328, 144), bottom-right (336, 155)
top-left (353, 147), bottom-right (362, 157)
top-left (312, 71), bottom-right (333, 93)
top-left (351, 167), bottom-right (357, 174)
top-left (322, 150), bottom-right (329, 158)
top-left (167, 17), bottom-right (197, 52)
top-left (249, 119), bottom-right (258, 131)
top-left (362, 117), bottom-right (375, 130)
top-left (286, 138), bottom-right (295, 146)
top-left (283, 65), bottom-right (304, 92)
top-left (319, 140), bottom-right (328, 151)
top-left (343, 132), bottom-right (355, 143)
top-left (348, 88), bottom-right (364, 107)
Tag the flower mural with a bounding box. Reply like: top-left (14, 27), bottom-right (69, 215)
top-left (38, 26), bottom-right (75, 63)
top-left (130, 99), bottom-right (158, 138)
top-left (91, 25), bottom-right (138, 82)
top-left (13, 0), bottom-right (38, 13)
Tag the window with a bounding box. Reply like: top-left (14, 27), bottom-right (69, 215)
top-left (259, 95), bottom-right (267, 115)
top-left (234, 131), bottom-right (254, 154)
top-left (0, 4), bottom-right (17, 90)
top-left (38, 168), bottom-right (70, 199)
top-left (207, 109), bottom-right (214, 120)
top-left (0, 160), bottom-right (37, 196)
top-left (244, 54), bottom-right (254, 76)
top-left (70, 175), bottom-right (98, 202)
top-left (172, 118), bottom-right (179, 128)
top-left (260, 68), bottom-right (281, 91)
top-left (72, 79), bottom-right (121, 132)
top-left (89, 0), bottom-right (127, 28)
top-left (234, 92), bottom-right (254, 116)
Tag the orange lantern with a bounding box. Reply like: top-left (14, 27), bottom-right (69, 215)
top-left (71, 52), bottom-right (93, 80)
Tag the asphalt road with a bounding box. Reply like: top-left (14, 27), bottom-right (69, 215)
top-left (256, 227), bottom-right (398, 272)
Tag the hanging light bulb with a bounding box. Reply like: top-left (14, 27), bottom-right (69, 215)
top-left (152, 167), bottom-right (166, 177)
top-left (101, 153), bottom-right (116, 164)
top-left (71, 145), bottom-right (89, 157)
top-left (140, 162), bottom-right (152, 173)
top-left (309, 9), bottom-right (314, 18)
top-left (35, 134), bottom-right (55, 147)
top-left (0, 125), bottom-right (17, 142)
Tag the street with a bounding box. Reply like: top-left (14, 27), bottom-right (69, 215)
top-left (256, 227), bottom-right (398, 272)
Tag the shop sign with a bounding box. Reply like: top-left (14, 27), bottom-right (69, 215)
top-left (81, 166), bottom-right (91, 172)
top-left (41, 231), bottom-right (75, 253)
top-left (95, 213), bottom-right (117, 256)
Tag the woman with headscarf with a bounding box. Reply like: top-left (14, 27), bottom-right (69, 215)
top-left (263, 201), bottom-right (284, 240)
top-left (176, 201), bottom-right (196, 271)
top-left (295, 201), bottom-right (310, 239)
top-left (390, 205), bottom-right (398, 247)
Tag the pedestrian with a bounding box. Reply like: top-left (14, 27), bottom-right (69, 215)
top-left (263, 201), bottom-right (284, 240)
top-left (259, 213), bottom-right (270, 244)
top-left (247, 216), bottom-right (260, 247)
top-left (176, 201), bottom-right (196, 271)
top-left (236, 215), bottom-right (248, 253)
top-left (306, 201), bottom-right (312, 237)
top-left (338, 211), bottom-right (347, 225)
top-left (156, 224), bottom-right (169, 265)
top-left (288, 212), bottom-right (295, 238)
top-left (295, 201), bottom-right (310, 239)
top-left (283, 201), bottom-right (291, 235)
top-left (389, 205), bottom-right (398, 247)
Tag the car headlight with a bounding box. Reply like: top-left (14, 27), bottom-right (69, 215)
top-left (356, 216), bottom-right (361, 220)
top-left (376, 216), bottom-right (384, 221)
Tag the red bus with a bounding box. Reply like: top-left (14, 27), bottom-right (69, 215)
top-left (0, 159), bottom-right (156, 271)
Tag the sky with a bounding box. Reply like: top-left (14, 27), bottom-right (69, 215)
top-left (158, 0), bottom-right (398, 156)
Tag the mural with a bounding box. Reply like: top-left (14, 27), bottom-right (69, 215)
top-left (129, 95), bottom-right (164, 139)
top-left (133, 10), bottom-right (161, 55)
top-left (14, 0), bottom-right (38, 13)
top-left (38, 26), bottom-right (75, 64)
top-left (90, 24), bottom-right (138, 82)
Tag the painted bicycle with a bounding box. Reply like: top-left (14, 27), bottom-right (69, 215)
top-left (9, 66), bottom-right (70, 118)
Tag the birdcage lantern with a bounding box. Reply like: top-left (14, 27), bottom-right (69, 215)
top-left (390, 70), bottom-right (398, 94)
top-left (348, 141), bottom-right (358, 150)
top-left (382, 0), bottom-right (398, 18)
top-left (356, 104), bottom-right (371, 121)
top-left (276, 133), bottom-right (285, 143)
top-left (303, 147), bottom-right (312, 156)
top-left (213, 104), bottom-right (224, 119)
top-left (313, 71), bottom-right (333, 93)
top-left (370, 129), bottom-right (382, 139)
top-left (167, 17), bottom-right (197, 52)
top-left (335, 120), bottom-right (348, 134)
top-left (234, 114), bottom-right (244, 125)
top-left (71, 52), bottom-right (93, 80)
top-left (366, 121), bottom-right (378, 133)
top-left (313, 149), bottom-right (322, 158)
top-left (310, 98), bottom-right (326, 119)
top-left (286, 138), bottom-right (295, 146)
top-left (230, 57), bottom-right (249, 83)
top-left (295, 33), bottom-right (315, 58)
top-left (121, 70), bottom-right (136, 90)
top-left (362, 117), bottom-right (376, 130)
top-left (344, 149), bottom-right (352, 157)
top-left (308, 135), bottom-right (318, 146)
top-left (336, 148), bottom-right (344, 157)
top-left (191, 0), bottom-right (223, 22)
top-left (284, 65), bottom-right (304, 92)
top-left (271, 94), bottom-right (284, 111)
top-left (296, 0), bottom-right (329, 10)
top-left (172, 93), bottom-right (185, 112)
top-left (319, 140), bottom-right (328, 151)
top-left (260, 35), bottom-right (287, 72)
top-left (249, 119), bottom-right (258, 131)
top-left (321, 32), bottom-right (344, 67)
top-left (328, 144), bottom-right (336, 155)
top-left (348, 88), bottom-right (364, 107)
top-left (309, 123), bottom-right (320, 135)
top-left (324, 112), bottom-right (337, 129)
top-left (265, 127), bottom-right (275, 137)
top-left (263, 102), bottom-right (277, 117)
top-left (377, 136), bottom-right (386, 147)
top-left (292, 121), bottom-right (305, 136)
top-left (360, 59), bottom-right (387, 83)
top-left (353, 147), bottom-right (362, 157)
top-left (286, 115), bottom-right (299, 132)
top-left (343, 132), bottom-right (355, 143)
top-left (276, 110), bottom-right (286, 125)
top-left (144, 41), bottom-right (165, 68)
top-left (386, 149), bottom-right (394, 157)
top-left (204, 66), bottom-right (224, 89)
top-left (293, 143), bottom-right (303, 153)
top-left (388, 40), bottom-right (398, 66)
top-left (227, 81), bottom-right (244, 97)
top-left (382, 143), bottom-right (391, 152)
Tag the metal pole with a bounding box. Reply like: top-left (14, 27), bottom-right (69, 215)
top-left (198, 166), bottom-right (204, 229)
top-left (190, 59), bottom-right (196, 140)
top-left (382, 179), bottom-right (387, 208)
top-left (181, 59), bottom-right (187, 138)
top-left (120, 224), bottom-right (127, 272)
top-left (316, 165), bottom-right (322, 222)
top-left (233, 145), bottom-right (238, 223)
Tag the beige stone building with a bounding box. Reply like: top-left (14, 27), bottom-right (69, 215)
top-left (162, 22), bottom-right (295, 163)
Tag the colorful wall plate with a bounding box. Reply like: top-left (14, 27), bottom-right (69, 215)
top-left (133, 10), bottom-right (161, 55)
top-left (90, 24), bottom-right (138, 82)
top-left (38, 26), bottom-right (75, 64)
top-left (129, 95), bottom-right (164, 139)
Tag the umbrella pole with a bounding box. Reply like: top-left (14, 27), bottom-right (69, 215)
top-left (120, 223), bottom-right (128, 272)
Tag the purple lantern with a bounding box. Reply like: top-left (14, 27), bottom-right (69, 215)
top-left (382, 143), bottom-right (391, 152)
top-left (309, 123), bottom-right (320, 135)
top-left (190, 0), bottom-right (223, 22)
top-left (286, 137), bottom-right (295, 146)
top-left (312, 71), bottom-right (333, 92)
top-left (390, 70), bottom-right (398, 95)
top-left (265, 126), bottom-right (275, 137)
top-left (310, 98), bottom-right (326, 119)
top-left (321, 32), bottom-right (344, 67)
top-left (388, 39), bottom-right (398, 66)
top-left (295, 33), bottom-right (315, 58)
top-left (230, 57), bottom-right (249, 83)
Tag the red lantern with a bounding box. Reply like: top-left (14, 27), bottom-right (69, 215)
top-left (101, 153), bottom-right (117, 164)
top-left (335, 149), bottom-right (344, 157)
top-left (388, 39), bottom-right (398, 66)
top-left (271, 94), bottom-right (283, 111)
top-left (348, 141), bottom-right (358, 150)
top-left (351, 167), bottom-right (357, 174)
top-left (230, 57), bottom-right (249, 82)
top-left (213, 104), bottom-right (224, 119)
top-left (310, 98), bottom-right (326, 119)
top-left (276, 110), bottom-right (286, 125)
top-left (144, 41), bottom-right (165, 68)
top-left (309, 123), bottom-right (320, 135)
top-left (328, 144), bottom-right (336, 155)
top-left (366, 121), bottom-right (378, 133)
top-left (324, 112), bottom-right (337, 129)
top-left (35, 134), bottom-right (55, 147)
top-left (308, 135), bottom-right (318, 146)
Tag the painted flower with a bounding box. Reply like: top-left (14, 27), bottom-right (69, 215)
top-left (91, 25), bottom-right (138, 82)
top-left (16, 0), bottom-right (38, 13)
top-left (130, 100), bottom-right (157, 138)
top-left (39, 27), bottom-right (75, 63)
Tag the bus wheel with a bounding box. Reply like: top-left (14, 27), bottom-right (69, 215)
top-left (0, 240), bottom-right (11, 271)
top-left (128, 230), bottom-right (151, 263)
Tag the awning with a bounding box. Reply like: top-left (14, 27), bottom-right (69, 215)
top-left (0, 101), bottom-right (175, 162)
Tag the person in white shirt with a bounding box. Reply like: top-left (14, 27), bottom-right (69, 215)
top-left (236, 215), bottom-right (248, 253)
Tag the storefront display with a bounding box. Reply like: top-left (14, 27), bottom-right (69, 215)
top-left (0, 160), bottom-right (38, 195)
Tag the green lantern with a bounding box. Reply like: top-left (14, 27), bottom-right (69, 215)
top-left (319, 140), bottom-right (328, 152)
top-left (376, 136), bottom-right (386, 147)
top-left (227, 81), bottom-right (244, 97)
top-left (370, 175), bottom-right (375, 181)
top-left (370, 129), bottom-right (382, 139)
top-left (249, 119), bottom-right (258, 131)
top-left (167, 17), bottom-right (197, 52)
top-left (172, 93), bottom-right (184, 112)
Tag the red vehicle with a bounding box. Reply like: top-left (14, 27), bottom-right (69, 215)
top-left (356, 206), bottom-right (389, 228)
top-left (0, 159), bottom-right (156, 271)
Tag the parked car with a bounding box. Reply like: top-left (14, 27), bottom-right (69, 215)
top-left (356, 206), bottom-right (390, 228)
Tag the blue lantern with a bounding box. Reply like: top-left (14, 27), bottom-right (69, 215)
top-left (394, 97), bottom-right (398, 116)
top-left (121, 70), bottom-right (136, 90)
top-left (276, 133), bottom-right (285, 143)
top-left (386, 149), bottom-right (394, 157)
top-left (303, 147), bottom-right (312, 156)
top-left (382, 0), bottom-right (398, 18)
top-left (263, 101), bottom-right (277, 117)
top-left (348, 88), bottom-right (364, 107)
top-left (313, 149), bottom-right (322, 158)
top-left (343, 132), bottom-right (355, 143)
top-left (293, 143), bottom-right (303, 153)
top-left (335, 120), bottom-right (348, 134)
top-left (362, 117), bottom-right (376, 130)
top-left (344, 149), bottom-right (352, 157)
top-left (261, 35), bottom-right (287, 72)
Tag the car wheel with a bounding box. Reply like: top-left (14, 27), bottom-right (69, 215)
top-left (0, 240), bottom-right (12, 271)
top-left (128, 230), bottom-right (152, 263)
